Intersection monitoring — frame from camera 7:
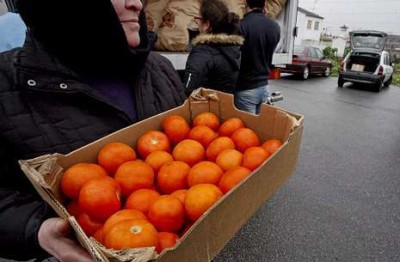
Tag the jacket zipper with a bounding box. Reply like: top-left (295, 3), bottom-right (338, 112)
top-left (186, 73), bottom-right (192, 89)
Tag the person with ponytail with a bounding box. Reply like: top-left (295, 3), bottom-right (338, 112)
top-left (183, 0), bottom-right (244, 96)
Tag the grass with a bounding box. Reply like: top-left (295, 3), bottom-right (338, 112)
top-left (393, 63), bottom-right (400, 86)
top-left (329, 58), bottom-right (340, 77)
top-left (329, 58), bottom-right (400, 87)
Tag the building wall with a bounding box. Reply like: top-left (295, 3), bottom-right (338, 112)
top-left (295, 11), bottom-right (323, 46)
top-left (295, 9), bottom-right (349, 57)
top-left (313, 37), bottom-right (347, 57)
top-left (332, 37), bottom-right (348, 57)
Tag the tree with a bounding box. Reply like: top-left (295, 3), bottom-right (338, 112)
top-left (323, 46), bottom-right (338, 60)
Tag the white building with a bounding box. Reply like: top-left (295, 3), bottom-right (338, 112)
top-left (332, 36), bottom-right (348, 57)
top-left (295, 7), bottom-right (324, 47)
top-left (295, 7), bottom-right (349, 57)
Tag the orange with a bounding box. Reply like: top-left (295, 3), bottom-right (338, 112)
top-left (184, 184), bottom-right (223, 221)
top-left (77, 212), bottom-right (103, 236)
top-left (215, 149), bottom-right (243, 171)
top-left (148, 195), bottom-right (185, 232)
top-left (205, 136), bottom-right (235, 162)
top-left (161, 115), bottom-right (191, 145)
top-left (114, 160), bottom-right (155, 198)
top-left (156, 232), bottom-right (180, 254)
top-left (66, 201), bottom-right (82, 217)
top-left (93, 226), bottom-right (104, 244)
top-left (145, 150), bottom-right (174, 174)
top-left (180, 221), bottom-right (194, 237)
top-left (218, 166), bottom-right (252, 194)
top-left (231, 127), bottom-right (260, 153)
top-left (218, 117), bottom-right (245, 137)
top-left (170, 189), bottom-right (187, 204)
top-left (157, 161), bottom-right (190, 194)
top-left (261, 139), bottom-right (283, 154)
top-left (242, 146), bottom-right (271, 171)
top-left (61, 163), bottom-right (108, 199)
top-left (192, 112), bottom-right (220, 131)
top-left (102, 209), bottom-right (147, 237)
top-left (188, 125), bottom-right (218, 148)
top-left (97, 142), bottom-right (136, 175)
top-left (187, 161), bottom-right (223, 187)
top-left (137, 130), bottom-right (171, 159)
top-left (125, 188), bottom-right (160, 216)
top-left (172, 139), bottom-right (205, 166)
top-left (103, 219), bottom-right (158, 250)
top-left (78, 176), bottom-right (121, 221)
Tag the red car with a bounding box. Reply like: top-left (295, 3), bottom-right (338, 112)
top-left (281, 45), bottom-right (332, 80)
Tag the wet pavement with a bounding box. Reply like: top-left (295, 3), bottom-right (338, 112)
top-left (213, 76), bottom-right (400, 261)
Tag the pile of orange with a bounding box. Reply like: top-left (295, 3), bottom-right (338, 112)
top-left (60, 112), bottom-right (283, 254)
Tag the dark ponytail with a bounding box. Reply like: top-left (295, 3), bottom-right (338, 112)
top-left (200, 0), bottom-right (240, 35)
top-left (224, 12), bottom-right (240, 34)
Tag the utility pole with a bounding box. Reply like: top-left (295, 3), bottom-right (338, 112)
top-left (312, 0), bottom-right (320, 11)
top-left (340, 25), bottom-right (349, 32)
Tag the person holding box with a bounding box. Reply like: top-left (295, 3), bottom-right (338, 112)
top-left (0, 0), bottom-right (185, 260)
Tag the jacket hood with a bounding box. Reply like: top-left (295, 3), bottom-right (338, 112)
top-left (16, 0), bottom-right (151, 78)
top-left (192, 34), bottom-right (244, 46)
top-left (192, 34), bottom-right (243, 71)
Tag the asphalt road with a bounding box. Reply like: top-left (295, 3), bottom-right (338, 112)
top-left (213, 76), bottom-right (400, 262)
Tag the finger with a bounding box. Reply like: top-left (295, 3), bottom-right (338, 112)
top-left (51, 226), bottom-right (93, 261)
top-left (55, 218), bottom-right (71, 236)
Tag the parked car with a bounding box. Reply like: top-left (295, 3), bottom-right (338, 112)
top-left (280, 45), bottom-right (332, 80)
top-left (338, 30), bottom-right (394, 92)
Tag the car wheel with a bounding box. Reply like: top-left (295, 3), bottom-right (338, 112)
top-left (301, 66), bottom-right (309, 80)
top-left (374, 79), bottom-right (383, 92)
top-left (338, 76), bottom-right (344, 87)
top-left (384, 76), bottom-right (392, 87)
top-left (324, 66), bottom-right (331, 77)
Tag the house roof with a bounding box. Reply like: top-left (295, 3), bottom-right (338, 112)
top-left (387, 34), bottom-right (400, 43)
top-left (298, 7), bottom-right (324, 19)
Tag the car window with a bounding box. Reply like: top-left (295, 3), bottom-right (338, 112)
top-left (314, 48), bottom-right (324, 59)
top-left (308, 48), bottom-right (317, 58)
top-left (351, 34), bottom-right (385, 50)
top-left (294, 45), bottom-right (306, 56)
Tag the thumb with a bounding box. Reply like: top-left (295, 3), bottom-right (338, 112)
top-left (54, 218), bottom-right (71, 236)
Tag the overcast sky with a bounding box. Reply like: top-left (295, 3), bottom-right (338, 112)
top-left (298, 0), bottom-right (400, 36)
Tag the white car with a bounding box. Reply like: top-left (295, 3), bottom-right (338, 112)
top-left (338, 30), bottom-right (394, 92)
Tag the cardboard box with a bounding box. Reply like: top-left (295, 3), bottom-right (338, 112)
top-left (19, 88), bottom-right (304, 262)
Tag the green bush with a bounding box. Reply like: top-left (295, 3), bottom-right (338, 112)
top-left (323, 46), bottom-right (338, 60)
top-left (393, 63), bottom-right (400, 86)
top-left (323, 47), bottom-right (340, 77)
top-left (329, 59), bottom-right (340, 77)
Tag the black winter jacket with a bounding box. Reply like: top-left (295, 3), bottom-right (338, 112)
top-left (237, 9), bottom-right (281, 90)
top-left (0, 36), bottom-right (185, 259)
top-left (183, 34), bottom-right (244, 95)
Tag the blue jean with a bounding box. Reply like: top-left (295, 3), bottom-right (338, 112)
top-left (234, 85), bottom-right (269, 114)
